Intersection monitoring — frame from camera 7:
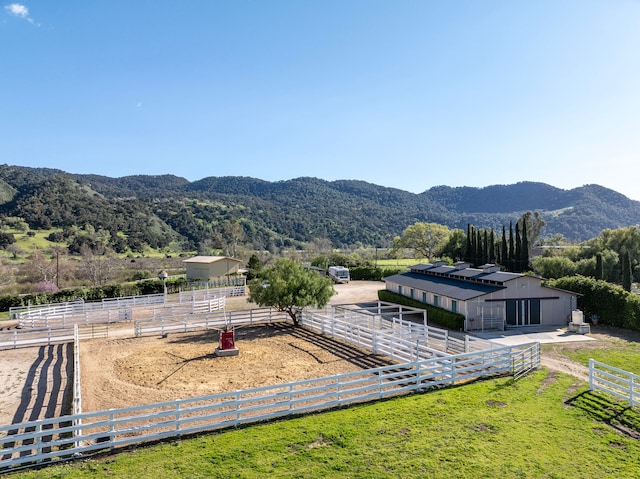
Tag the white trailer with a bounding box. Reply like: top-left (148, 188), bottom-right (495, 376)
top-left (328, 266), bottom-right (350, 283)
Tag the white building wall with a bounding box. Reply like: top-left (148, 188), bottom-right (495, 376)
top-left (385, 276), bottom-right (576, 330)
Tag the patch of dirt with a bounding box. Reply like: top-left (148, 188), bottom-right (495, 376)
top-left (80, 323), bottom-right (395, 412)
top-left (540, 324), bottom-right (640, 381)
top-left (0, 349), bottom-right (34, 425)
top-left (0, 344), bottom-right (72, 426)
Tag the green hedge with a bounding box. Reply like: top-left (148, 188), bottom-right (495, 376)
top-left (377, 290), bottom-right (465, 331)
top-left (349, 266), bottom-right (404, 281)
top-left (0, 277), bottom-right (191, 313)
top-left (547, 275), bottom-right (640, 331)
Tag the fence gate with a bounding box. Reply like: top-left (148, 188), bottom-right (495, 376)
top-left (512, 343), bottom-right (540, 380)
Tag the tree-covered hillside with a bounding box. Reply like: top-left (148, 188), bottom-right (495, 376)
top-left (0, 165), bottom-right (638, 253)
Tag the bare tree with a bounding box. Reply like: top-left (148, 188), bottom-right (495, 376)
top-left (78, 245), bottom-right (118, 287)
top-left (223, 220), bottom-right (245, 257)
top-left (6, 244), bottom-right (25, 260)
top-left (25, 248), bottom-right (57, 283)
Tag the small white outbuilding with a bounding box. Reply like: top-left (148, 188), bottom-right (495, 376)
top-left (183, 256), bottom-right (243, 281)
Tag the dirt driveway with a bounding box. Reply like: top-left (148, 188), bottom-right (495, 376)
top-left (540, 325), bottom-right (640, 381)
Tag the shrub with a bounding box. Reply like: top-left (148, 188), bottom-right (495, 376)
top-left (132, 270), bottom-right (152, 281)
top-left (378, 290), bottom-right (465, 330)
top-left (349, 266), bottom-right (403, 281)
top-left (547, 275), bottom-right (640, 330)
top-left (33, 281), bottom-right (59, 294)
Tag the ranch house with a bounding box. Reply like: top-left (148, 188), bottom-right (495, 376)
top-left (383, 261), bottom-right (578, 331)
top-left (183, 255), bottom-right (243, 281)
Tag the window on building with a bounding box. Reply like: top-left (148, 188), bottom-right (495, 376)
top-left (452, 300), bottom-right (458, 313)
top-left (433, 295), bottom-right (439, 307)
top-left (422, 292), bottom-right (427, 303)
top-left (410, 288), bottom-right (414, 299)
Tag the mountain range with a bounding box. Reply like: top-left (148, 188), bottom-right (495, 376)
top-left (0, 164), bottom-right (638, 253)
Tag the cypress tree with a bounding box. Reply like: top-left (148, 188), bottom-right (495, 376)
top-left (622, 251), bottom-right (632, 292)
top-left (482, 230), bottom-right (489, 264)
top-left (465, 224), bottom-right (473, 263)
top-left (476, 230), bottom-right (483, 266)
top-left (521, 221), bottom-right (529, 271)
top-left (501, 225), bottom-right (508, 268)
top-left (489, 229), bottom-right (496, 263)
top-left (595, 253), bottom-right (603, 280)
top-left (515, 222), bottom-right (522, 273)
top-left (470, 226), bottom-right (477, 265)
top-left (508, 221), bottom-right (515, 272)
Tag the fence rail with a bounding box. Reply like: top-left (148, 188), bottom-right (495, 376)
top-left (0, 341), bottom-right (538, 472)
top-left (16, 308), bottom-right (133, 329)
top-left (178, 286), bottom-right (246, 302)
top-left (134, 308), bottom-right (289, 337)
top-left (0, 324), bottom-right (109, 350)
top-left (589, 359), bottom-right (640, 408)
top-left (10, 294), bottom-right (165, 320)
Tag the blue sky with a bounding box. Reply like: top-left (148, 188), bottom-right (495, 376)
top-left (2, 1), bottom-right (640, 200)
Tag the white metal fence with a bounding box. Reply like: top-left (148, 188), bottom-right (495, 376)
top-left (133, 308), bottom-right (289, 337)
top-left (16, 308), bottom-right (133, 329)
top-left (15, 296), bottom-right (230, 330)
top-left (178, 286), bottom-right (246, 302)
top-left (146, 297), bottom-right (226, 317)
top-left (0, 340), bottom-right (538, 472)
top-left (11, 294), bottom-right (165, 321)
top-left (589, 359), bottom-right (640, 408)
top-left (307, 308), bottom-right (494, 356)
top-left (0, 324), bottom-right (109, 350)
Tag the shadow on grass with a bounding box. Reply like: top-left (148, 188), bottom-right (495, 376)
top-left (566, 390), bottom-right (640, 439)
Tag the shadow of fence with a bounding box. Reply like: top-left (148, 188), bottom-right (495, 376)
top-left (565, 390), bottom-right (640, 439)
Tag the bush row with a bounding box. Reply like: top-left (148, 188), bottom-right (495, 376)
top-left (377, 290), bottom-right (465, 331)
top-left (547, 275), bottom-right (640, 331)
top-left (348, 266), bottom-right (404, 281)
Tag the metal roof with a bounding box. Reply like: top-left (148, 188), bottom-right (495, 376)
top-left (448, 269), bottom-right (482, 279)
top-left (182, 256), bottom-right (243, 264)
top-left (477, 271), bottom-right (522, 282)
top-left (385, 272), bottom-right (505, 301)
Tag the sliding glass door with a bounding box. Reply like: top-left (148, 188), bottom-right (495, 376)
top-left (505, 299), bottom-right (541, 326)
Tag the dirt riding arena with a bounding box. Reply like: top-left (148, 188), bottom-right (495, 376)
top-left (80, 323), bottom-right (395, 412)
top-left (0, 281), bottom-right (385, 425)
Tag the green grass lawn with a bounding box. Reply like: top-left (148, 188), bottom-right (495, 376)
top-left (377, 258), bottom-right (428, 268)
top-left (8, 370), bottom-right (640, 479)
top-left (544, 339), bottom-right (640, 375)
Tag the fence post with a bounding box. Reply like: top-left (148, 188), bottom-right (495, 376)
top-left (450, 359), bottom-right (456, 386)
top-left (35, 423), bottom-right (43, 463)
top-left (175, 401), bottom-right (181, 435)
top-left (630, 374), bottom-right (635, 408)
top-left (589, 359), bottom-right (594, 391)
